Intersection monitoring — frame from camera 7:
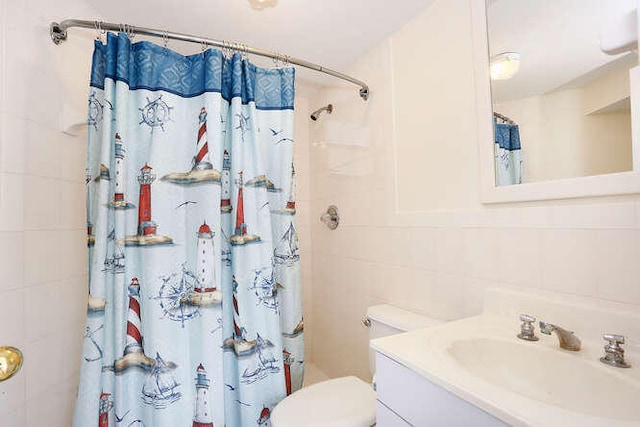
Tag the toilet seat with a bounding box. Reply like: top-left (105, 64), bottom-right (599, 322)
top-left (271, 376), bottom-right (376, 427)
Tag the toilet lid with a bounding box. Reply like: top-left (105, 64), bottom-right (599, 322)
top-left (272, 376), bottom-right (376, 427)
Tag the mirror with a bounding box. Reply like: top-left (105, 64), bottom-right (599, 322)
top-left (472, 0), bottom-right (640, 202)
top-left (488, 0), bottom-right (636, 186)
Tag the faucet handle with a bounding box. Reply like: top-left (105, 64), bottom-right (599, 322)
top-left (517, 314), bottom-right (539, 341)
top-left (603, 334), bottom-right (625, 345)
top-left (520, 314), bottom-right (536, 323)
top-left (600, 334), bottom-right (630, 368)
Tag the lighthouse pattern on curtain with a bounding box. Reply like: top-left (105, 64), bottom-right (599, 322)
top-left (76, 32), bottom-right (303, 427)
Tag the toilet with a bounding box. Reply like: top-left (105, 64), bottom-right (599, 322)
top-left (272, 304), bottom-right (442, 427)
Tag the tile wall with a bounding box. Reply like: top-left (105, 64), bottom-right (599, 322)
top-left (0, 0), bottom-right (100, 424)
top-left (307, 0), bottom-right (640, 381)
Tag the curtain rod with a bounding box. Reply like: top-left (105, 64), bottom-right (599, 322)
top-left (50, 19), bottom-right (370, 101)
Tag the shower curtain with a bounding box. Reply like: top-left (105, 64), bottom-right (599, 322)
top-left (494, 119), bottom-right (523, 186)
top-left (75, 32), bottom-right (303, 427)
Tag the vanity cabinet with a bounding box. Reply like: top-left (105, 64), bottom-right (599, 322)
top-left (375, 353), bottom-right (507, 426)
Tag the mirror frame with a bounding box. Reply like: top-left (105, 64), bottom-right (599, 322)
top-left (471, 0), bottom-right (640, 203)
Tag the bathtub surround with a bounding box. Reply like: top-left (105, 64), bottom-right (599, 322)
top-left (307, 0), bottom-right (640, 381)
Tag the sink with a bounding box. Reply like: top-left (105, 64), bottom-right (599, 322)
top-left (448, 338), bottom-right (640, 421)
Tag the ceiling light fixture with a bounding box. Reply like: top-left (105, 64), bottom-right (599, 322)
top-left (490, 52), bottom-right (521, 80)
top-left (248, 0), bottom-right (278, 11)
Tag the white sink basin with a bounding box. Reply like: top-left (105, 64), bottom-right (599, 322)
top-left (448, 338), bottom-right (640, 421)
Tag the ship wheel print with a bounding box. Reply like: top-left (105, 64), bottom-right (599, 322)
top-left (87, 91), bottom-right (112, 130)
top-left (139, 95), bottom-right (173, 131)
top-left (155, 264), bottom-right (200, 327)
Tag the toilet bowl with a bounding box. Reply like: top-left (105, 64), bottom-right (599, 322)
top-left (272, 304), bottom-right (442, 427)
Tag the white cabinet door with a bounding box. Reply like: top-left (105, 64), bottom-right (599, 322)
top-left (377, 401), bottom-right (412, 426)
top-left (375, 353), bottom-right (507, 427)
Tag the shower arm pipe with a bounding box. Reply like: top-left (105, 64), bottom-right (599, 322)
top-left (50, 19), bottom-right (370, 101)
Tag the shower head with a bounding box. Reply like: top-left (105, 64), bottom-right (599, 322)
top-left (310, 104), bottom-right (333, 121)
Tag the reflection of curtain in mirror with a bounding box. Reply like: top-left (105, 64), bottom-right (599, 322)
top-left (494, 118), bottom-right (523, 186)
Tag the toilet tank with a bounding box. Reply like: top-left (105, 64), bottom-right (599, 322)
top-left (366, 304), bottom-right (442, 376)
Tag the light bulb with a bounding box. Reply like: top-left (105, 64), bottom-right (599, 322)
top-left (490, 52), bottom-right (520, 80)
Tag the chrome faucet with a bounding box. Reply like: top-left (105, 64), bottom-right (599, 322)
top-left (517, 314), bottom-right (539, 341)
top-left (539, 321), bottom-right (581, 351)
top-left (600, 334), bottom-right (630, 368)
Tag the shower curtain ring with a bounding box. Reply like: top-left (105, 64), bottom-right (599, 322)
top-left (221, 40), bottom-right (226, 57)
top-left (94, 20), bottom-right (101, 41)
top-left (201, 40), bottom-right (208, 58)
top-left (128, 25), bottom-right (136, 41)
top-left (162, 31), bottom-right (169, 48)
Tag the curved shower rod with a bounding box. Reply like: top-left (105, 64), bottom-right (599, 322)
top-left (50, 19), bottom-right (370, 101)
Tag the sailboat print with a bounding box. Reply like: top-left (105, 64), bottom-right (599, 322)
top-left (103, 229), bottom-right (125, 274)
top-left (221, 228), bottom-right (232, 267)
top-left (141, 352), bottom-right (182, 409)
top-left (241, 333), bottom-right (280, 385)
top-left (273, 222), bottom-right (299, 266)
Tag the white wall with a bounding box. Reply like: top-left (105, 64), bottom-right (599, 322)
top-left (495, 65), bottom-right (633, 183)
top-left (0, 0), bottom-right (100, 425)
top-left (307, 0), bottom-right (640, 381)
top-left (291, 81), bottom-right (316, 364)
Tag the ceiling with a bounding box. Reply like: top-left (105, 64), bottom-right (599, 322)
top-left (84, 0), bottom-right (436, 85)
top-left (489, 0), bottom-right (637, 103)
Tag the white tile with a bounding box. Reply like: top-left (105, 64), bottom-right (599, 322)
top-left (0, 231), bottom-right (24, 292)
top-left (23, 175), bottom-right (60, 230)
top-left (25, 385), bottom-right (68, 427)
top-left (460, 277), bottom-right (492, 318)
top-left (0, 288), bottom-right (25, 347)
top-left (512, 206), bottom-right (554, 228)
top-left (462, 228), bottom-right (498, 281)
top-left (495, 228), bottom-right (542, 288)
top-left (303, 363), bottom-right (331, 386)
top-left (539, 229), bottom-right (599, 296)
top-left (58, 277), bottom-right (87, 328)
top-left (60, 321), bottom-right (84, 380)
top-left (58, 135), bottom-right (87, 183)
top-left (0, 113), bottom-right (26, 174)
top-left (594, 230), bottom-right (640, 305)
top-left (25, 123), bottom-right (63, 179)
top-left (0, 368), bottom-right (25, 416)
top-left (24, 230), bottom-right (61, 286)
top-left (551, 202), bottom-right (637, 229)
top-left (0, 172), bottom-right (24, 232)
top-left (433, 227), bottom-right (463, 274)
top-left (403, 268), bottom-right (438, 316)
top-left (23, 334), bottom-right (63, 401)
top-left (24, 281), bottom-right (61, 342)
top-left (404, 227), bottom-right (437, 271)
top-left (0, 406), bottom-right (26, 427)
top-left (59, 181), bottom-right (86, 230)
top-left (430, 273), bottom-right (468, 320)
top-left (0, 55), bottom-right (29, 119)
